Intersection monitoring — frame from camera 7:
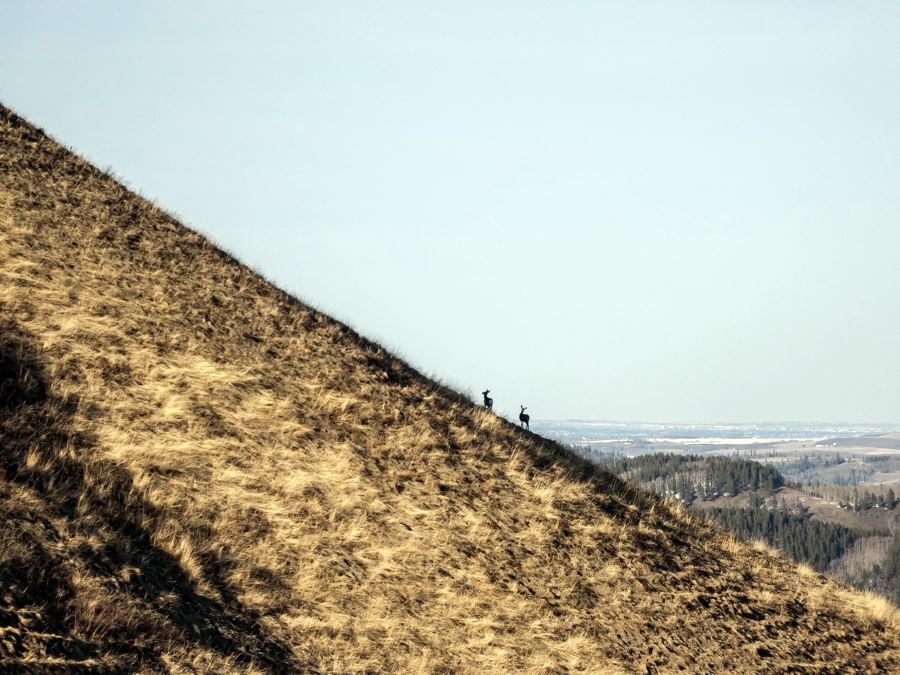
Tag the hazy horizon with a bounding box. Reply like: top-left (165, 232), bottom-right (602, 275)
top-left (534, 419), bottom-right (900, 427)
top-left (3, 2), bottom-right (899, 422)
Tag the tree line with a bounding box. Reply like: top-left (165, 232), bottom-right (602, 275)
top-left (703, 506), bottom-right (871, 572)
top-left (881, 531), bottom-right (900, 604)
top-left (804, 485), bottom-right (899, 512)
top-left (597, 453), bottom-right (784, 504)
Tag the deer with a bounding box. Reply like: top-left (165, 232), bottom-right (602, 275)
top-left (519, 405), bottom-right (530, 430)
top-left (481, 389), bottom-right (493, 411)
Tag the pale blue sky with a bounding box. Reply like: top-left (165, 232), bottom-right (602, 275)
top-left (3, 2), bottom-right (898, 422)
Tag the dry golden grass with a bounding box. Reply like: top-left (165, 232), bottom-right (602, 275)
top-left (1, 102), bottom-right (899, 673)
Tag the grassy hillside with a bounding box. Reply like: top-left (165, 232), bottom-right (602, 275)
top-left (1, 103), bottom-right (898, 674)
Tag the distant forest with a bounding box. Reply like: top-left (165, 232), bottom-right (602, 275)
top-left (596, 453), bottom-right (783, 504)
top-left (806, 485), bottom-right (899, 512)
top-left (703, 506), bottom-right (873, 572)
top-left (595, 451), bottom-right (900, 601)
top-left (882, 532), bottom-right (900, 604)
top-left (777, 452), bottom-right (900, 487)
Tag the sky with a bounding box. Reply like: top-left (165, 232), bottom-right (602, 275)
top-left (2, 2), bottom-right (899, 423)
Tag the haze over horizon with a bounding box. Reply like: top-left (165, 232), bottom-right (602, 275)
top-left (535, 419), bottom-right (900, 427)
top-left (3, 1), bottom-right (898, 422)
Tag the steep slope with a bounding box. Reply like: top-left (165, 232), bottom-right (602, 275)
top-left (1, 104), bottom-right (898, 674)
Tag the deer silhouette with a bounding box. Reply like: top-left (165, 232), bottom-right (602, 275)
top-left (481, 389), bottom-right (493, 411)
top-left (519, 405), bottom-right (530, 430)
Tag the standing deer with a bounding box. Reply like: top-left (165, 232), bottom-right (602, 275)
top-left (482, 389), bottom-right (493, 411)
top-left (519, 405), bottom-right (530, 430)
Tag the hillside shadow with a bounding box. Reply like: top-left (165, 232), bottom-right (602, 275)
top-left (0, 320), bottom-right (305, 673)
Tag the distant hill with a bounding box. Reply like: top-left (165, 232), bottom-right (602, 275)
top-left (1, 103), bottom-right (898, 673)
top-left (827, 433), bottom-right (900, 450)
top-left (595, 452), bottom-right (785, 502)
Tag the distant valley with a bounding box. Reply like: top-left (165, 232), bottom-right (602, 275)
top-left (536, 421), bottom-right (900, 605)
